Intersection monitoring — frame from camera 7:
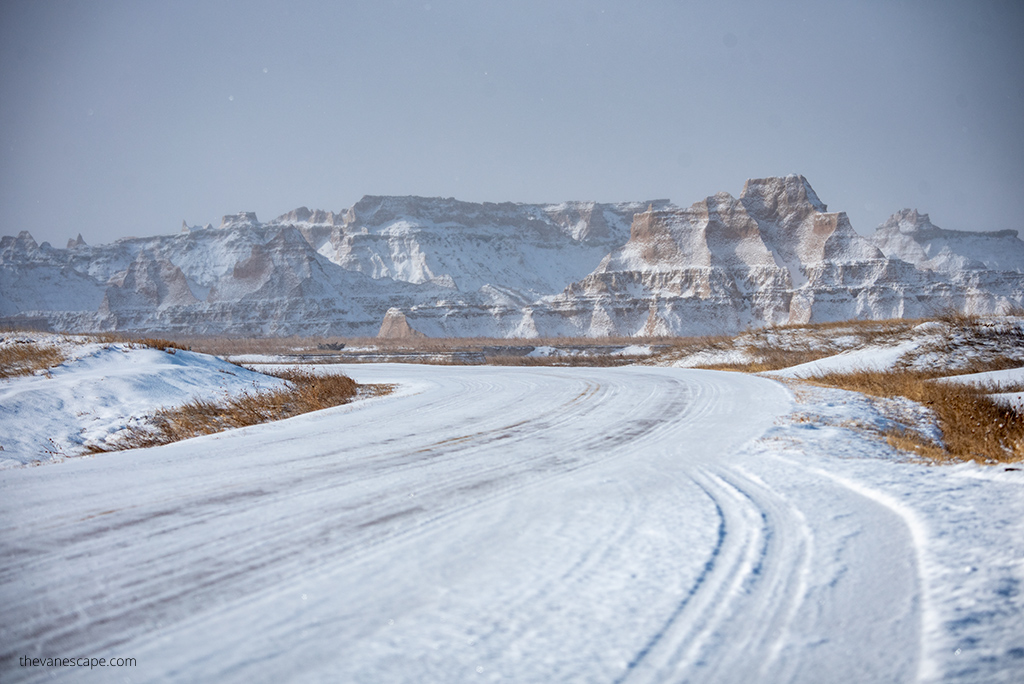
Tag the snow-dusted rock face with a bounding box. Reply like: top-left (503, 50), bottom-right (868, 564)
top-left (308, 195), bottom-right (663, 297)
top-left (544, 175), bottom-right (918, 336)
top-left (2, 177), bottom-right (1022, 337)
top-left (0, 232), bottom-right (107, 317)
top-left (377, 307), bottom-right (426, 339)
top-left (870, 209), bottom-right (1024, 273)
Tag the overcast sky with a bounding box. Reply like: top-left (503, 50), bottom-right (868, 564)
top-left (1, 0), bottom-right (1022, 246)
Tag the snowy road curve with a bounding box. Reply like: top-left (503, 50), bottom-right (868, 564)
top-left (0, 365), bottom-right (962, 682)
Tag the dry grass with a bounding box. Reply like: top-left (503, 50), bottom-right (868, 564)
top-left (363, 334), bottom-right (654, 351)
top-left (745, 318), bottom-right (922, 350)
top-left (175, 334), bottom-right (681, 367)
top-left (696, 347), bottom-right (835, 373)
top-left (183, 334), bottom-right (667, 357)
top-left (811, 369), bottom-right (1024, 463)
top-left (0, 342), bottom-right (66, 378)
top-left (655, 334), bottom-right (734, 356)
top-left (651, 318), bottom-right (932, 371)
top-left (93, 332), bottom-right (192, 352)
top-left (91, 370), bottom-right (369, 452)
top-left (880, 425), bottom-right (948, 461)
top-left (936, 307), bottom-right (983, 329)
top-left (183, 335), bottom-right (333, 357)
top-left (752, 316), bottom-right (925, 335)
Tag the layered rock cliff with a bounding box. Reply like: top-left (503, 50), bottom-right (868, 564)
top-left (1, 176), bottom-right (1021, 337)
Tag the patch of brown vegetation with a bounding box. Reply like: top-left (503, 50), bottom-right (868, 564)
top-left (93, 333), bottom-right (192, 352)
top-left (656, 334), bottom-right (734, 355)
top-left (697, 346), bottom-right (835, 373)
top-left (178, 334), bottom-right (673, 357)
top-left (936, 307), bottom-right (983, 329)
top-left (811, 369), bottom-right (1024, 463)
top-left (881, 426), bottom-right (947, 461)
top-left (0, 342), bottom-right (66, 378)
top-left (757, 316), bottom-right (923, 336)
top-left (91, 370), bottom-right (374, 452)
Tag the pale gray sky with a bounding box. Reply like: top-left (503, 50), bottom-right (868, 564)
top-left (1, 0), bottom-right (1022, 246)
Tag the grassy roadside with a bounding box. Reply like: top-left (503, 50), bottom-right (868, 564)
top-left (90, 369), bottom-right (390, 453)
top-left (660, 314), bottom-right (1024, 464)
top-left (808, 370), bottom-right (1024, 464)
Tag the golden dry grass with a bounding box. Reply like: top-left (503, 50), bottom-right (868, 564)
top-left (810, 369), bottom-right (1024, 463)
top-left (182, 335), bottom-right (328, 357)
top-left (173, 334), bottom-right (686, 367)
top-left (751, 316), bottom-right (925, 334)
top-left (695, 347), bottom-right (835, 373)
top-left (91, 370), bottom-right (369, 452)
top-left (93, 332), bottom-right (192, 352)
top-left (183, 334), bottom-right (672, 357)
top-left (0, 342), bottom-right (66, 378)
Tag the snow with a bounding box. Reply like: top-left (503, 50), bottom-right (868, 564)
top-left (872, 210), bottom-right (1024, 274)
top-left (227, 353), bottom-right (301, 364)
top-left (612, 344), bottom-right (652, 357)
top-left (525, 344), bottom-right (652, 359)
top-left (745, 382), bottom-right (1024, 682)
top-left (767, 339), bottom-right (921, 378)
top-left (937, 366), bottom-right (1024, 389)
top-left (526, 345), bottom-right (558, 357)
top-left (673, 347), bottom-right (751, 368)
top-left (991, 392), bottom-right (1024, 409)
top-left (936, 362), bottom-right (1024, 412)
top-left (0, 340), bottom-right (285, 467)
top-left (1, 363), bottom-right (1022, 682)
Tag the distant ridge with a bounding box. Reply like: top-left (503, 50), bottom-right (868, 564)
top-left (2, 175), bottom-right (1022, 337)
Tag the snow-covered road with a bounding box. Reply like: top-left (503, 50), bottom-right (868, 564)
top-left (2, 365), bottom-right (1022, 683)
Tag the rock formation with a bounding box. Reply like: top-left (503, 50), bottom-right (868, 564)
top-left (377, 308), bottom-right (426, 339)
top-left (2, 176), bottom-right (1021, 337)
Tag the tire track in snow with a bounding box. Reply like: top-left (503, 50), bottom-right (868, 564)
top-left (616, 466), bottom-right (813, 683)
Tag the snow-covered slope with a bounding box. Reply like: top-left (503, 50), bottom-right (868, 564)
top-left (0, 334), bottom-right (286, 467)
top-left (2, 177), bottom-right (1023, 337)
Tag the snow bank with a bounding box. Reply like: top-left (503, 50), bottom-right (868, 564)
top-left (991, 391), bottom-right (1024, 408)
top-left (766, 340), bottom-right (921, 378)
top-left (0, 341), bottom-right (285, 467)
top-left (672, 348), bottom-right (752, 368)
top-left (936, 366), bottom-right (1024, 389)
top-left (744, 382), bottom-right (1024, 681)
top-left (933, 365), bottom-right (1024, 407)
top-left (611, 344), bottom-right (652, 357)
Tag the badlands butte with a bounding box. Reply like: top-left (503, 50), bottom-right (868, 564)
top-left (2, 175), bottom-right (1023, 338)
